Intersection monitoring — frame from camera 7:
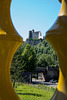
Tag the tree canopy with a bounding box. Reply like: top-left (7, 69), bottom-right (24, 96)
top-left (21, 44), bottom-right (37, 72)
top-left (34, 39), bottom-right (59, 67)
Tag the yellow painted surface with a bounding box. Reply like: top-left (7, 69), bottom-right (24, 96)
top-left (46, 0), bottom-right (67, 99)
top-left (1, 0), bottom-right (67, 100)
top-left (0, 0), bottom-right (23, 100)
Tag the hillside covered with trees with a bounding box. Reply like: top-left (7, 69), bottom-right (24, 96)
top-left (34, 39), bottom-right (59, 67)
top-left (10, 39), bottom-right (59, 85)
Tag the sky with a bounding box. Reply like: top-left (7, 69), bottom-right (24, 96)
top-left (10, 0), bottom-right (61, 41)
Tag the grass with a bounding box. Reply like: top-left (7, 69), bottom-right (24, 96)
top-left (15, 83), bottom-right (56, 100)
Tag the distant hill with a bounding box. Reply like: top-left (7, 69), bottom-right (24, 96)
top-left (33, 39), bottom-right (59, 67)
top-left (25, 38), bottom-right (59, 67)
top-left (26, 38), bottom-right (44, 46)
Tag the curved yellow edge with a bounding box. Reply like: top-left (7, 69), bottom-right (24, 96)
top-left (0, 0), bottom-right (23, 100)
top-left (46, 0), bottom-right (67, 99)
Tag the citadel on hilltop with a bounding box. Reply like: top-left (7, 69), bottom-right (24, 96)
top-left (29, 29), bottom-right (44, 39)
top-left (26, 29), bottom-right (45, 46)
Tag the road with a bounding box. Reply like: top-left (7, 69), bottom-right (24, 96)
top-left (32, 79), bottom-right (58, 88)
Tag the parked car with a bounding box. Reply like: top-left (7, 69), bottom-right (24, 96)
top-left (49, 79), bottom-right (58, 83)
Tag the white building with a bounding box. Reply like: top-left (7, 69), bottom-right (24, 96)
top-left (29, 29), bottom-right (44, 39)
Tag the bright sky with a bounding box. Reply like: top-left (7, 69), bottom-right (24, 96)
top-left (10, 0), bottom-right (61, 41)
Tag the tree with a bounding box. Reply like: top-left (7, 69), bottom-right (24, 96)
top-left (10, 42), bottom-right (37, 87)
top-left (37, 54), bottom-right (48, 67)
top-left (34, 39), bottom-right (59, 67)
top-left (46, 54), bottom-right (55, 66)
top-left (10, 42), bottom-right (27, 87)
top-left (21, 44), bottom-right (37, 72)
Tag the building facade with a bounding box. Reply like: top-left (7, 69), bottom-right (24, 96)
top-left (29, 29), bottom-right (44, 39)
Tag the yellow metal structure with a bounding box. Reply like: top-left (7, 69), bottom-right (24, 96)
top-left (0, 0), bottom-right (23, 100)
top-left (46, 0), bottom-right (67, 99)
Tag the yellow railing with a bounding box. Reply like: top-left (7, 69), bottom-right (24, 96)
top-left (46, 0), bottom-right (67, 99)
top-left (0, 0), bottom-right (23, 100)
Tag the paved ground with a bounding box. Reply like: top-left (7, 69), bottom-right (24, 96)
top-left (32, 79), bottom-right (58, 88)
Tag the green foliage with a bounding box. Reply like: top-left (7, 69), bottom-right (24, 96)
top-left (22, 44), bottom-right (37, 72)
top-left (10, 42), bottom-right (27, 83)
top-left (34, 39), bottom-right (59, 67)
top-left (10, 43), bottom-right (37, 84)
top-left (10, 39), bottom-right (59, 85)
top-left (15, 83), bottom-right (55, 100)
top-left (37, 54), bottom-right (48, 67)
